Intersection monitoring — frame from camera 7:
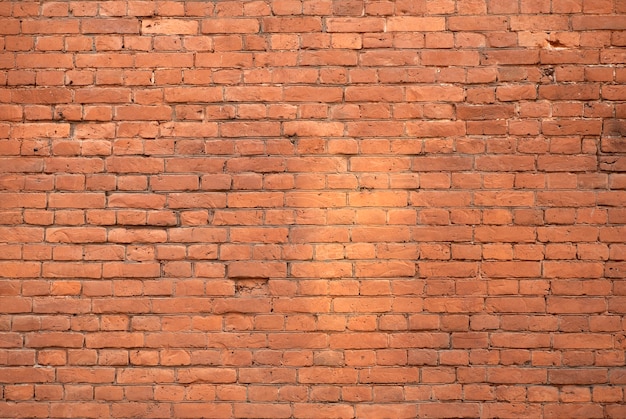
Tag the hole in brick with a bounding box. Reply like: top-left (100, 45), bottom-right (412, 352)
top-left (234, 278), bottom-right (269, 296)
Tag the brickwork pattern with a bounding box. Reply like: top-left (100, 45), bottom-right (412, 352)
top-left (1, 0), bottom-right (626, 418)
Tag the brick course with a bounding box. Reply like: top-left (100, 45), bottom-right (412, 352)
top-left (1, 0), bottom-right (625, 417)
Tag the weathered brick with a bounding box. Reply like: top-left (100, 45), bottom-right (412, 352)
top-left (262, 17), bottom-right (322, 33)
top-left (1, 2), bottom-right (623, 415)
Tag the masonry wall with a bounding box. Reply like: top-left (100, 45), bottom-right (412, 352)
top-left (1, 0), bottom-right (625, 418)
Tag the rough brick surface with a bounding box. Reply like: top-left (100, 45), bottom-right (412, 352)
top-left (1, 0), bottom-right (625, 417)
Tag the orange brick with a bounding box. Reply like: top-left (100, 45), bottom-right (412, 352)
top-left (1, 2), bottom-right (623, 414)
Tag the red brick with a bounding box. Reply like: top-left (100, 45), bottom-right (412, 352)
top-left (195, 52), bottom-right (253, 68)
top-left (106, 157), bottom-right (164, 174)
top-left (496, 85), bottom-right (537, 101)
top-left (536, 191), bottom-right (597, 207)
top-left (351, 226), bottom-right (411, 243)
top-left (539, 84), bottom-right (600, 100)
top-left (295, 367), bottom-right (356, 384)
top-left (25, 332), bottom-right (84, 348)
top-left (541, 49), bottom-right (600, 64)
top-left (573, 15), bottom-right (626, 30)
top-left (201, 18), bottom-right (259, 34)
top-left (407, 121), bottom-right (466, 137)
top-left (42, 262), bottom-right (101, 278)
top-left (141, 18), bottom-right (198, 35)
top-left (284, 121), bottom-right (344, 137)
top-left (0, 296), bottom-right (32, 313)
top-left (485, 297), bottom-right (545, 313)
top-left (114, 105), bottom-right (172, 121)
top-left (233, 403), bottom-right (290, 418)
top-left (481, 49), bottom-right (539, 65)
top-left (221, 122), bottom-right (280, 137)
top-left (387, 17), bottom-right (445, 32)
top-left (75, 53), bottom-right (134, 68)
top-left (12, 122), bottom-right (70, 138)
top-left (291, 262), bottom-right (351, 278)
top-left (457, 104), bottom-right (515, 120)
top-left (544, 261), bottom-right (604, 279)
top-left (292, 403), bottom-right (354, 419)
top-left (1, 2), bottom-right (624, 414)
top-left (17, 53), bottom-right (74, 69)
top-left (227, 261), bottom-right (286, 278)
top-left (135, 52), bottom-right (193, 68)
top-left (299, 50), bottom-right (357, 66)
top-left (102, 262), bottom-right (160, 278)
top-left (0, 18), bottom-right (20, 34)
top-left (482, 404), bottom-right (542, 419)
top-left (173, 403), bottom-right (232, 419)
top-left (22, 19), bottom-right (79, 34)
top-left (326, 17), bottom-right (385, 32)
top-left (407, 85), bottom-right (464, 102)
top-left (81, 18), bottom-right (140, 34)
top-left (538, 155), bottom-right (597, 172)
top-left (422, 50), bottom-right (479, 66)
top-left (542, 119), bottom-right (603, 136)
top-left (262, 17), bottom-right (322, 32)
top-left (482, 261), bottom-right (541, 278)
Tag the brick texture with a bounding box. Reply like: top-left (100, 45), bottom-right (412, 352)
top-left (1, 0), bottom-right (626, 417)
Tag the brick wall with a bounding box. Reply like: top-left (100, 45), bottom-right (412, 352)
top-left (1, 0), bottom-right (625, 418)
